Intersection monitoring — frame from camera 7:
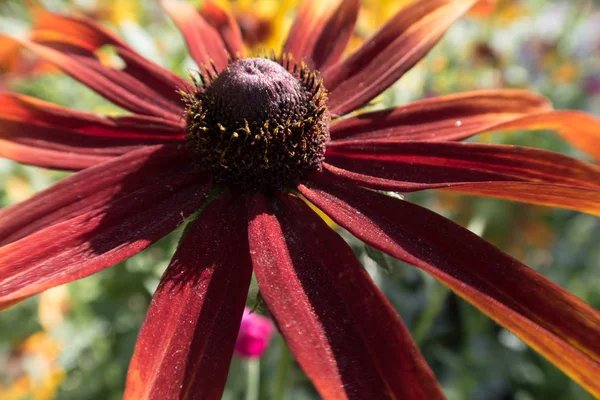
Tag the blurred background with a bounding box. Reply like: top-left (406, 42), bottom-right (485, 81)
top-left (1, 0), bottom-right (599, 399)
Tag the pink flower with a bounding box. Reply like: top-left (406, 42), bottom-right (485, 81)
top-left (235, 308), bottom-right (275, 358)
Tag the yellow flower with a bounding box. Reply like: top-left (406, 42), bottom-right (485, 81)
top-left (0, 332), bottom-right (66, 400)
top-left (212, 0), bottom-right (299, 51)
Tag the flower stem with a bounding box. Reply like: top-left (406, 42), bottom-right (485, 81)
top-left (274, 338), bottom-right (291, 400)
top-left (245, 358), bottom-right (260, 400)
top-left (412, 276), bottom-right (450, 346)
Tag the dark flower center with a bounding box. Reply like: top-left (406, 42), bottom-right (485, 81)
top-left (184, 57), bottom-right (329, 189)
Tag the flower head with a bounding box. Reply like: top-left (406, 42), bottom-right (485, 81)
top-left (235, 308), bottom-right (275, 358)
top-left (1, 0), bottom-right (600, 399)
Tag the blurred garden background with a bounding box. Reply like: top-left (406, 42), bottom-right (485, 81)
top-left (1, 0), bottom-right (599, 399)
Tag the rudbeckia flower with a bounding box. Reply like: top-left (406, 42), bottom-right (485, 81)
top-left (1, 0), bottom-right (600, 398)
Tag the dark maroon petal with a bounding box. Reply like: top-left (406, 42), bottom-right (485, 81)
top-left (288, 0), bottom-right (359, 70)
top-left (0, 155), bottom-right (209, 309)
top-left (163, 0), bottom-right (229, 72)
top-left (125, 193), bottom-right (252, 400)
top-left (325, 141), bottom-right (600, 190)
top-left (321, 164), bottom-right (600, 216)
top-left (247, 192), bottom-right (445, 400)
top-left (282, 1), bottom-right (326, 61)
top-left (200, 0), bottom-right (245, 58)
top-left (298, 178), bottom-right (600, 397)
top-left (0, 145), bottom-right (193, 246)
top-left (32, 12), bottom-right (190, 106)
top-left (0, 93), bottom-right (184, 141)
top-left (323, 0), bottom-right (476, 116)
top-left (329, 90), bottom-right (552, 141)
top-left (0, 93), bottom-right (184, 170)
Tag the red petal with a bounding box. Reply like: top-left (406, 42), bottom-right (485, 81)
top-left (247, 192), bottom-right (444, 400)
top-left (0, 150), bottom-right (210, 308)
top-left (325, 140), bottom-right (600, 190)
top-left (310, 0), bottom-right (359, 70)
top-left (125, 193), bottom-right (252, 400)
top-left (324, 140), bottom-right (600, 214)
top-left (0, 145), bottom-right (192, 245)
top-left (282, 1), bottom-right (329, 61)
top-left (324, 162), bottom-right (600, 215)
top-left (329, 90), bottom-right (552, 141)
top-left (32, 12), bottom-right (191, 106)
top-left (283, 0), bottom-right (359, 70)
top-left (299, 178), bottom-right (600, 398)
top-left (0, 138), bottom-right (110, 171)
top-left (329, 91), bottom-right (600, 161)
top-left (0, 93), bottom-right (184, 140)
top-left (3, 35), bottom-right (181, 120)
top-left (0, 93), bottom-right (184, 169)
top-left (162, 0), bottom-right (229, 72)
top-left (200, 0), bottom-right (245, 58)
top-left (323, 0), bottom-right (477, 116)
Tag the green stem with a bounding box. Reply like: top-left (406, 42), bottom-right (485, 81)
top-left (274, 339), bottom-right (291, 400)
top-left (245, 358), bottom-right (260, 400)
top-left (412, 277), bottom-right (450, 346)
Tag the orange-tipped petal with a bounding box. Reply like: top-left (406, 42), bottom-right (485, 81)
top-left (329, 91), bottom-right (600, 161)
top-left (125, 193), bottom-right (252, 400)
top-left (31, 12), bottom-right (190, 106)
top-left (329, 90), bottom-right (553, 141)
top-left (299, 177), bottom-right (600, 398)
top-left (3, 35), bottom-right (182, 120)
top-left (323, 141), bottom-right (600, 214)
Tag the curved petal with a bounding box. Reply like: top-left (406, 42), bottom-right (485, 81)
top-left (125, 193), bottom-right (252, 400)
top-left (0, 93), bottom-right (184, 141)
top-left (326, 140), bottom-right (600, 195)
top-left (0, 93), bottom-right (185, 169)
top-left (162, 0), bottom-right (229, 72)
top-left (0, 150), bottom-right (210, 309)
top-left (323, 0), bottom-right (477, 116)
top-left (310, 0), bottom-right (359, 70)
top-left (0, 138), bottom-right (111, 171)
top-left (326, 141), bottom-right (600, 187)
top-left (329, 90), bottom-right (552, 141)
top-left (0, 145), bottom-right (193, 246)
top-left (329, 93), bottom-right (600, 161)
top-left (441, 182), bottom-right (600, 216)
top-left (3, 35), bottom-right (182, 120)
top-left (283, 0), bottom-right (359, 70)
top-left (324, 163), bottom-right (600, 215)
top-left (32, 12), bottom-right (191, 106)
top-left (469, 111), bottom-right (600, 161)
top-left (247, 192), bottom-right (444, 400)
top-left (299, 177), bottom-right (600, 398)
top-left (200, 0), bottom-right (245, 58)
top-left (282, 0), bottom-right (330, 61)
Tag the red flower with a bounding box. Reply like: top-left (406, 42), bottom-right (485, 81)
top-left (1, 0), bottom-right (600, 398)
